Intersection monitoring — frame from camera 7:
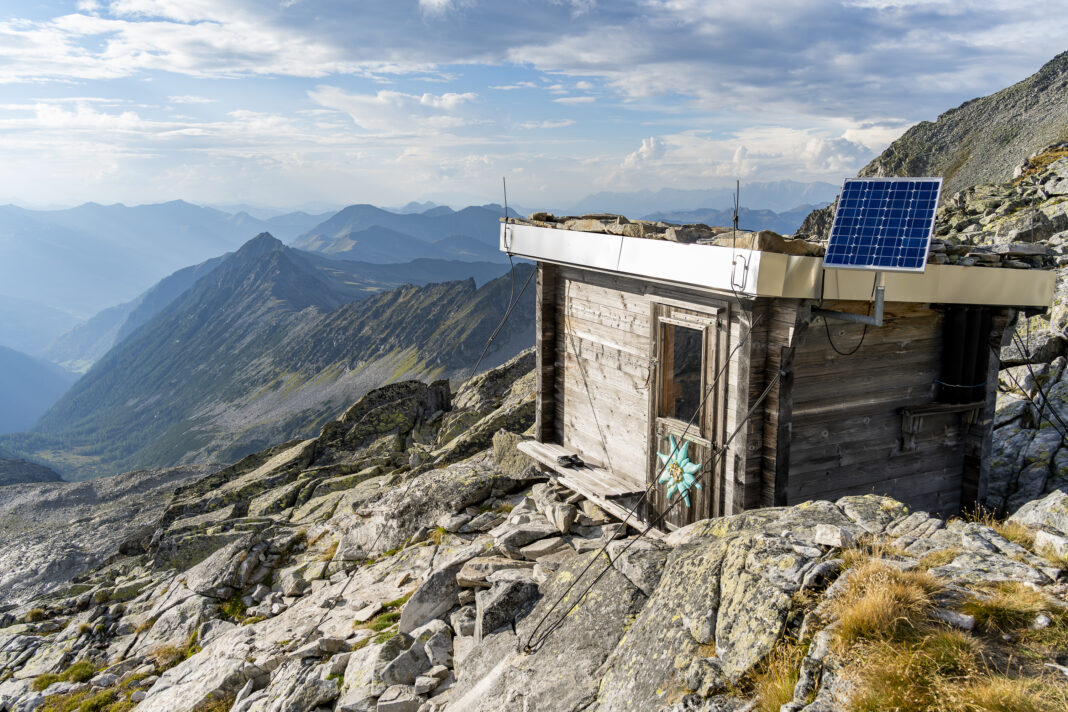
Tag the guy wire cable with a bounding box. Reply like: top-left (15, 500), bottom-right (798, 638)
top-left (521, 309), bottom-right (772, 652)
top-left (522, 367), bottom-right (783, 653)
top-left (361, 178), bottom-right (531, 560)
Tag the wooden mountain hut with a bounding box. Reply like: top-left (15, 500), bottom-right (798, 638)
top-left (501, 215), bottom-right (1055, 530)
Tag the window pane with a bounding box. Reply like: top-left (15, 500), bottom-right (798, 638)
top-left (660, 324), bottom-right (703, 424)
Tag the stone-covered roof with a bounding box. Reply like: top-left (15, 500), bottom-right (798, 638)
top-left (509, 212), bottom-right (825, 257)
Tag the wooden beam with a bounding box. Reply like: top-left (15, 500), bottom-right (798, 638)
top-left (535, 263), bottom-right (557, 442)
top-left (773, 344), bottom-right (796, 507)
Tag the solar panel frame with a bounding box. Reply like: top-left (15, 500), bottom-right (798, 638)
top-left (823, 177), bottom-right (943, 273)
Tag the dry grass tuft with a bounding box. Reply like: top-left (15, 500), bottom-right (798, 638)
top-left (918, 548), bottom-right (960, 570)
top-left (848, 633), bottom-right (981, 712)
top-left (427, 526), bottom-right (448, 546)
top-left (991, 520), bottom-right (1036, 551)
top-left (947, 676), bottom-right (1068, 712)
top-left (319, 539), bottom-right (339, 562)
top-left (833, 547), bottom-right (1068, 712)
top-left (831, 561), bottom-right (941, 648)
top-left (1036, 541), bottom-right (1068, 569)
top-left (1016, 146), bottom-right (1068, 183)
top-left (840, 536), bottom-right (910, 570)
top-left (959, 582), bottom-right (1050, 633)
top-left (753, 640), bottom-right (807, 712)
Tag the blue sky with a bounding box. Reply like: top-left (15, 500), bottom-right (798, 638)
top-left (0, 0), bottom-right (1064, 210)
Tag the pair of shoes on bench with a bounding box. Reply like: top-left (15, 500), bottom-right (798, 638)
top-left (555, 453), bottom-right (584, 468)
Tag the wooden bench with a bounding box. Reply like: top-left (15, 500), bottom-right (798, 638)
top-left (517, 440), bottom-right (664, 537)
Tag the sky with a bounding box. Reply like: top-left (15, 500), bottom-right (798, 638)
top-left (0, 1), bottom-right (1065, 211)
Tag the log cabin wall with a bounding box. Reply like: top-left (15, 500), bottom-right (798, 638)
top-left (783, 301), bottom-right (993, 518)
top-left (535, 259), bottom-right (1012, 523)
top-left (540, 264), bottom-right (760, 525)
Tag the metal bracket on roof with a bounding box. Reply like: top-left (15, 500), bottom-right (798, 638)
top-left (814, 272), bottom-right (885, 326)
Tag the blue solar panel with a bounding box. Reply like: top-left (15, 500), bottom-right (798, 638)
top-left (824, 177), bottom-right (942, 272)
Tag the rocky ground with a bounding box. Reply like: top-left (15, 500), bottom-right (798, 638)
top-left (0, 466), bottom-right (215, 608)
top-left (0, 349), bottom-right (1065, 712)
top-left (4, 154), bottom-right (1068, 710)
top-left (0, 460), bottom-right (62, 488)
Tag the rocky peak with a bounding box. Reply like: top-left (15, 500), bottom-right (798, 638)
top-left (857, 51), bottom-right (1068, 198)
top-left (234, 232), bottom-right (286, 260)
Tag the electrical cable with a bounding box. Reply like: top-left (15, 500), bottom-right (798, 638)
top-left (1011, 330), bottom-right (1068, 441)
top-left (821, 278), bottom-right (877, 356)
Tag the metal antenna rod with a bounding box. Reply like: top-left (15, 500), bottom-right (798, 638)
top-left (731, 179), bottom-right (739, 251)
top-left (502, 176), bottom-right (511, 252)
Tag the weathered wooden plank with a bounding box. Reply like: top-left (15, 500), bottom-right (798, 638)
top-left (536, 263), bottom-right (557, 442)
top-left (559, 315), bottom-right (650, 359)
top-left (772, 344), bottom-right (795, 507)
top-left (791, 460), bottom-right (963, 505)
top-left (788, 444), bottom-right (963, 498)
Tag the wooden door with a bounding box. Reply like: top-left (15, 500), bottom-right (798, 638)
top-left (647, 301), bottom-right (727, 528)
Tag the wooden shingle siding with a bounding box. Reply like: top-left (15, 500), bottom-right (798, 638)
top-left (786, 301), bottom-right (966, 517)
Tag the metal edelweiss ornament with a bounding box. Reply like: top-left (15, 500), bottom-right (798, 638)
top-left (656, 434), bottom-right (702, 507)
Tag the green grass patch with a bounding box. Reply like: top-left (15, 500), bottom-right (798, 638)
top-left (367, 612), bottom-right (400, 632)
top-left (218, 595), bottom-right (247, 622)
top-left (35, 659), bottom-right (99, 692)
top-left (382, 593), bottom-right (412, 610)
top-left (373, 630), bottom-right (398, 644)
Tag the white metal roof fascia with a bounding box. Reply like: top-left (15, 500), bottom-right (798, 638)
top-left (500, 223), bottom-right (1056, 308)
top-left (502, 223), bottom-right (765, 295)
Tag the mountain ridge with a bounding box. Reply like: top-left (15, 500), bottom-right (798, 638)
top-left (1, 235), bottom-right (533, 479)
top-left (0, 346), bottom-right (78, 435)
top-left (858, 50), bottom-right (1068, 198)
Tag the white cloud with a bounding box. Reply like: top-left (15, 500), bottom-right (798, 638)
top-left (623, 136), bottom-right (666, 168)
top-left (168, 95), bottom-right (215, 104)
top-left (489, 82), bottom-right (538, 90)
top-left (307, 86), bottom-right (478, 134)
top-left (553, 96), bottom-right (594, 104)
top-left (418, 0), bottom-right (474, 15)
top-left (517, 119), bottom-right (575, 129)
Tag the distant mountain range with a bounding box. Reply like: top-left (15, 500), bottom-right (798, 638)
top-left (0, 235), bottom-right (532, 480)
top-left (0, 346), bottom-right (78, 435)
top-left (0, 185), bottom-right (840, 324)
top-left (0, 200), bottom-right (329, 316)
top-left (42, 251), bottom-right (512, 374)
top-left (565, 180), bottom-right (840, 216)
top-left (0, 294), bottom-right (81, 356)
top-left (41, 255), bottom-right (229, 373)
top-left (642, 205), bottom-right (824, 235)
top-left (292, 203), bottom-right (516, 262)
